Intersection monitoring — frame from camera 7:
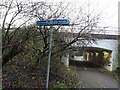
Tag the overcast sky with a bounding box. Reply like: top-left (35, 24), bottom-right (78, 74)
top-left (28, 0), bottom-right (119, 34)
top-left (1, 0), bottom-right (119, 34)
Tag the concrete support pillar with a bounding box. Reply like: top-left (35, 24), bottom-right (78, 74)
top-left (62, 53), bottom-right (69, 67)
top-left (98, 52), bottom-right (104, 66)
top-left (86, 52), bottom-right (89, 61)
top-left (89, 52), bottom-right (92, 61)
top-left (93, 52), bottom-right (96, 63)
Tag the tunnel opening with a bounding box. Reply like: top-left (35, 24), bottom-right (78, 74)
top-left (83, 47), bottom-right (112, 67)
top-left (69, 47), bottom-right (112, 69)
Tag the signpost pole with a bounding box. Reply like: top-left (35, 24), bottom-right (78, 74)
top-left (36, 19), bottom-right (70, 89)
top-left (46, 25), bottom-right (53, 89)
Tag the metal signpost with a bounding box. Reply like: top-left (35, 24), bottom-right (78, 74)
top-left (36, 19), bottom-right (70, 89)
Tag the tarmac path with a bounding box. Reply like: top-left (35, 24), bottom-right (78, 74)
top-left (70, 61), bottom-right (119, 89)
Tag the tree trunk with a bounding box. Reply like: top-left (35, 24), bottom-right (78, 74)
top-left (2, 45), bottom-right (24, 67)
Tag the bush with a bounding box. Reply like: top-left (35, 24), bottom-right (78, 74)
top-left (74, 51), bottom-right (83, 56)
top-left (53, 81), bottom-right (67, 88)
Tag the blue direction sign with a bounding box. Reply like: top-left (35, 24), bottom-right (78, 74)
top-left (36, 19), bottom-right (70, 25)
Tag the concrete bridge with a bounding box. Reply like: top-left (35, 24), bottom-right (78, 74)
top-left (84, 38), bottom-right (118, 71)
top-left (62, 34), bottom-right (119, 71)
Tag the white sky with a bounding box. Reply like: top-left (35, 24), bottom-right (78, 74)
top-left (28, 0), bottom-right (119, 34)
top-left (1, 0), bottom-right (120, 34)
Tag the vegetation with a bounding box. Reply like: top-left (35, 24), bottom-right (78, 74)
top-left (1, 0), bottom-right (102, 88)
top-left (74, 50), bottom-right (83, 56)
top-left (104, 42), bottom-right (120, 83)
top-left (116, 38), bottom-right (120, 82)
top-left (104, 68), bottom-right (120, 83)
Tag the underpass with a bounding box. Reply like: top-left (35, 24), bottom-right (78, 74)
top-left (62, 34), bottom-right (118, 71)
top-left (62, 33), bottom-right (119, 88)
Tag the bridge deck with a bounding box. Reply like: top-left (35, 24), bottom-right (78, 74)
top-left (84, 47), bottom-right (112, 53)
top-left (58, 32), bottom-right (119, 40)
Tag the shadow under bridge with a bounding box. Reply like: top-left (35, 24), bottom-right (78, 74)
top-left (82, 47), bottom-right (112, 67)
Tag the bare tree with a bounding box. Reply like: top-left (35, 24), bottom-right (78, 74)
top-left (1, 0), bottom-right (102, 67)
